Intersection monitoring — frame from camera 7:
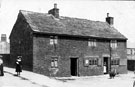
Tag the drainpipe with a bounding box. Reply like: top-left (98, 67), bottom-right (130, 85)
top-left (78, 58), bottom-right (79, 76)
top-left (109, 41), bottom-right (112, 73)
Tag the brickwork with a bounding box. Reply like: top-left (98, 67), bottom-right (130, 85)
top-left (32, 34), bottom-right (127, 77)
top-left (10, 13), bottom-right (33, 70)
top-left (10, 11), bottom-right (127, 77)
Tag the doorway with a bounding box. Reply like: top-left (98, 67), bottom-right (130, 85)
top-left (103, 57), bottom-right (109, 74)
top-left (70, 58), bottom-right (78, 76)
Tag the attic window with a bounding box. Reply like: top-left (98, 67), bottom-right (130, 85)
top-left (110, 40), bottom-right (117, 49)
top-left (88, 39), bottom-right (96, 47)
top-left (50, 36), bottom-right (58, 45)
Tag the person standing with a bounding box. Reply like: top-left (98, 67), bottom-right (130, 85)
top-left (15, 56), bottom-right (22, 76)
top-left (103, 63), bottom-right (107, 74)
top-left (0, 58), bottom-right (4, 76)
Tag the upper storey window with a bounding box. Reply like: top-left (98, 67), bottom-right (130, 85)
top-left (110, 40), bottom-right (117, 49)
top-left (50, 36), bottom-right (58, 45)
top-left (88, 39), bottom-right (96, 47)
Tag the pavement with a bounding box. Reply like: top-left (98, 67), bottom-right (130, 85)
top-left (0, 67), bottom-right (135, 87)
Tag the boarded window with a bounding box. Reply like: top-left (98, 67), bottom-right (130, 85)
top-left (84, 59), bottom-right (89, 66)
top-left (98, 58), bottom-right (102, 66)
top-left (120, 59), bottom-right (127, 65)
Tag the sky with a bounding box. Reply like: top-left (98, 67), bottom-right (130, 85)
top-left (0, 0), bottom-right (135, 48)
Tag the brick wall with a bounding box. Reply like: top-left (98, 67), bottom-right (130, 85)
top-left (33, 34), bottom-right (127, 77)
top-left (10, 13), bottom-right (33, 71)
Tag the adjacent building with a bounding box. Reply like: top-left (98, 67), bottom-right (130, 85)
top-left (0, 34), bottom-right (10, 66)
top-left (9, 4), bottom-right (127, 77)
top-left (127, 48), bottom-right (135, 71)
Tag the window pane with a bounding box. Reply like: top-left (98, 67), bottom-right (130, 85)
top-left (93, 59), bottom-right (96, 65)
top-left (85, 59), bottom-right (89, 64)
top-left (51, 61), bottom-right (54, 67)
top-left (92, 60), bottom-right (95, 65)
top-left (54, 39), bottom-right (57, 44)
top-left (88, 41), bottom-right (91, 46)
top-left (94, 40), bottom-right (96, 47)
top-left (84, 59), bottom-right (89, 66)
top-left (51, 57), bottom-right (58, 68)
top-left (111, 60), bottom-right (114, 65)
top-left (88, 39), bottom-right (96, 47)
top-left (116, 60), bottom-right (117, 65)
top-left (89, 60), bottom-right (92, 65)
top-left (50, 39), bottom-right (54, 45)
top-left (95, 59), bottom-right (97, 65)
top-left (54, 60), bottom-right (58, 67)
top-left (110, 40), bottom-right (117, 48)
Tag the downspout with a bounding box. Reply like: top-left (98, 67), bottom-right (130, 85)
top-left (109, 41), bottom-right (112, 73)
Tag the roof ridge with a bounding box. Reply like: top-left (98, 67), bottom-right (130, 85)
top-left (20, 10), bottom-right (108, 24)
top-left (18, 10), bottom-right (127, 40)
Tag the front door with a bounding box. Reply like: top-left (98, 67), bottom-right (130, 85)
top-left (103, 57), bottom-right (109, 74)
top-left (70, 58), bottom-right (78, 76)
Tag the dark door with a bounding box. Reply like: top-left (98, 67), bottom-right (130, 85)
top-left (103, 57), bottom-right (109, 74)
top-left (70, 58), bottom-right (78, 76)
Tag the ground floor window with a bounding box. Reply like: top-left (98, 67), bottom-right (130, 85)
top-left (84, 59), bottom-right (89, 66)
top-left (84, 57), bottom-right (98, 66)
top-left (51, 57), bottom-right (58, 68)
top-left (111, 59), bottom-right (119, 65)
top-left (89, 59), bottom-right (98, 65)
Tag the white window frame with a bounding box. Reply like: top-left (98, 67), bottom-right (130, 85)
top-left (110, 40), bottom-right (117, 49)
top-left (50, 36), bottom-right (58, 45)
top-left (88, 39), bottom-right (96, 47)
top-left (89, 58), bottom-right (98, 65)
top-left (51, 57), bottom-right (58, 68)
top-left (84, 57), bottom-right (98, 66)
top-left (84, 59), bottom-right (89, 66)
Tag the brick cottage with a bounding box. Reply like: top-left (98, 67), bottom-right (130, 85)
top-left (9, 4), bottom-right (127, 77)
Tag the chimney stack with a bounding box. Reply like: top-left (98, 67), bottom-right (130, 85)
top-left (106, 13), bottom-right (114, 26)
top-left (1, 34), bottom-right (6, 42)
top-left (48, 3), bottom-right (59, 18)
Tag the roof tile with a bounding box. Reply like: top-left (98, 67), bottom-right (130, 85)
top-left (20, 10), bottom-right (127, 40)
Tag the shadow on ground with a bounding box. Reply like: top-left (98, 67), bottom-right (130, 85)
top-left (55, 78), bottom-right (76, 82)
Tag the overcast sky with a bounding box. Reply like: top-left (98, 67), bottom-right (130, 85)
top-left (0, 0), bottom-right (135, 47)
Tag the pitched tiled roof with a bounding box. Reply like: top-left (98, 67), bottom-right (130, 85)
top-left (20, 10), bottom-right (127, 40)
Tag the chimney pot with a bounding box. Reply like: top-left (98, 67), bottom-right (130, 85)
top-left (107, 13), bottom-right (109, 17)
top-left (48, 3), bottom-right (59, 18)
top-left (54, 3), bottom-right (57, 8)
top-left (1, 34), bottom-right (7, 42)
top-left (106, 13), bottom-right (114, 26)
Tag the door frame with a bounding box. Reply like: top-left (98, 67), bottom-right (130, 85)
top-left (70, 57), bottom-right (79, 76)
top-left (103, 57), bottom-right (109, 74)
